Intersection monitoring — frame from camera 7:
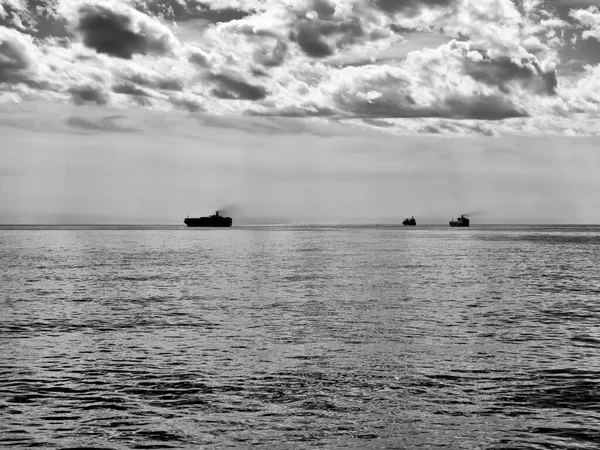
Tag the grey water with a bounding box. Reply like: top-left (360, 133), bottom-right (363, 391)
top-left (1, 225), bottom-right (599, 449)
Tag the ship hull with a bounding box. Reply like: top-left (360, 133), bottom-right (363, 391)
top-left (184, 218), bottom-right (232, 227)
top-left (449, 222), bottom-right (469, 227)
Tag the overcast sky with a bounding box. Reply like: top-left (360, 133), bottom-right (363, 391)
top-left (1, 0), bottom-right (600, 224)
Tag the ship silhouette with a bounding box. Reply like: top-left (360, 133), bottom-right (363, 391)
top-left (184, 210), bottom-right (232, 227)
top-left (402, 216), bottom-right (416, 226)
top-left (449, 214), bottom-right (470, 227)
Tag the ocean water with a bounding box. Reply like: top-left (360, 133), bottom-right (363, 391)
top-left (1, 224), bottom-right (599, 449)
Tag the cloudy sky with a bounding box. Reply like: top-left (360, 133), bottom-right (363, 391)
top-left (1, 0), bottom-right (600, 224)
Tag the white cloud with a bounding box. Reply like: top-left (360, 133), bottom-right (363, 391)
top-left (570, 6), bottom-right (600, 41)
top-left (0, 0), bottom-right (599, 135)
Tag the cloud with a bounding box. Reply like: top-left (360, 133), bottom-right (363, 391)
top-left (291, 14), bottom-right (369, 58)
top-left (136, 0), bottom-right (254, 23)
top-left (249, 104), bottom-right (335, 118)
top-left (69, 84), bottom-right (109, 105)
top-left (0, 1), bottom-right (70, 38)
top-left (463, 54), bottom-right (558, 95)
top-left (294, 20), bottom-right (334, 57)
top-left (570, 6), bottom-right (600, 41)
top-left (0, 24), bottom-right (38, 83)
top-left (242, 30), bottom-right (289, 67)
top-left (371, 0), bottom-right (454, 16)
top-left (443, 94), bottom-right (526, 120)
top-left (66, 114), bottom-right (138, 132)
top-left (191, 1), bottom-right (254, 22)
top-left (75, 3), bottom-right (178, 59)
top-left (169, 93), bottom-right (204, 111)
top-left (112, 81), bottom-right (151, 97)
top-left (118, 67), bottom-right (187, 93)
top-left (189, 49), bottom-right (211, 67)
top-left (208, 72), bottom-right (267, 100)
top-left (563, 63), bottom-right (600, 111)
top-left (335, 85), bottom-right (526, 120)
top-left (0, 0), bottom-right (599, 135)
top-left (255, 37), bottom-right (287, 66)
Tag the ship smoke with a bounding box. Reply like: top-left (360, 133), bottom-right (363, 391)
top-left (462, 210), bottom-right (487, 217)
top-left (216, 204), bottom-right (241, 217)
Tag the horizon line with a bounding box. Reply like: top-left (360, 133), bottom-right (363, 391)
top-left (1, 223), bottom-right (599, 227)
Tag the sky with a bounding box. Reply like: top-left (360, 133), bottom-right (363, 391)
top-left (1, 0), bottom-right (600, 224)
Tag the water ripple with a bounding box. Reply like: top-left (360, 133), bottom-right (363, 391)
top-left (1, 225), bottom-right (600, 448)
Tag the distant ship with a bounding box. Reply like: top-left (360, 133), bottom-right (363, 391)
top-left (403, 216), bottom-right (416, 226)
top-left (184, 210), bottom-right (232, 227)
top-left (449, 214), bottom-right (470, 227)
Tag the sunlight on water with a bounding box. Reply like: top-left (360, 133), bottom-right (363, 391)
top-left (1, 225), bottom-right (599, 449)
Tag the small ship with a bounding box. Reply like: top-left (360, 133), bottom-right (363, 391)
top-left (402, 216), bottom-right (416, 226)
top-left (184, 210), bottom-right (232, 227)
top-left (449, 214), bottom-right (470, 227)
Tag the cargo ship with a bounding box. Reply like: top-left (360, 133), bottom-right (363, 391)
top-left (184, 210), bottom-right (232, 227)
top-left (403, 216), bottom-right (416, 226)
top-left (449, 214), bottom-right (469, 227)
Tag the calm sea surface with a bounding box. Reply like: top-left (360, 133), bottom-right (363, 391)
top-left (1, 225), bottom-right (599, 449)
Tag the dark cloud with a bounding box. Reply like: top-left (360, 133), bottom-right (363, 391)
top-left (156, 78), bottom-right (185, 91)
top-left (418, 124), bottom-right (443, 133)
top-left (541, 69), bottom-right (558, 95)
top-left (251, 67), bottom-right (270, 77)
top-left (209, 73), bottom-right (267, 101)
top-left (294, 22), bottom-right (334, 57)
top-left (69, 85), bottom-right (109, 105)
top-left (131, 95), bottom-right (154, 106)
top-left (362, 118), bottom-right (395, 128)
top-left (76, 4), bottom-right (174, 59)
top-left (336, 90), bottom-right (526, 120)
top-left (0, 34), bottom-right (33, 83)
top-left (371, 0), bottom-right (454, 16)
top-left (66, 115), bottom-right (137, 132)
top-left (335, 18), bottom-right (365, 48)
top-left (310, 0), bottom-right (337, 19)
top-left (292, 15), bottom-right (365, 58)
top-left (444, 94), bottom-right (527, 120)
top-left (169, 96), bottom-right (204, 112)
top-left (193, 2), bottom-right (254, 22)
top-left (112, 75), bottom-right (187, 103)
top-left (464, 55), bottom-right (557, 95)
top-left (112, 82), bottom-right (149, 97)
top-left (139, 0), bottom-right (252, 23)
top-left (121, 73), bottom-right (185, 92)
top-left (189, 51), bottom-right (211, 67)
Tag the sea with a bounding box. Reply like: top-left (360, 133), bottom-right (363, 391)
top-left (1, 224), bottom-right (599, 449)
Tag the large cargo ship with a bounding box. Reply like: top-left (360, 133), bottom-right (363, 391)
top-left (403, 216), bottom-right (416, 226)
top-left (449, 214), bottom-right (469, 227)
top-left (184, 210), bottom-right (232, 227)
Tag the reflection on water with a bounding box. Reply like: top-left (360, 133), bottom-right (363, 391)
top-left (1, 225), bottom-right (599, 449)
